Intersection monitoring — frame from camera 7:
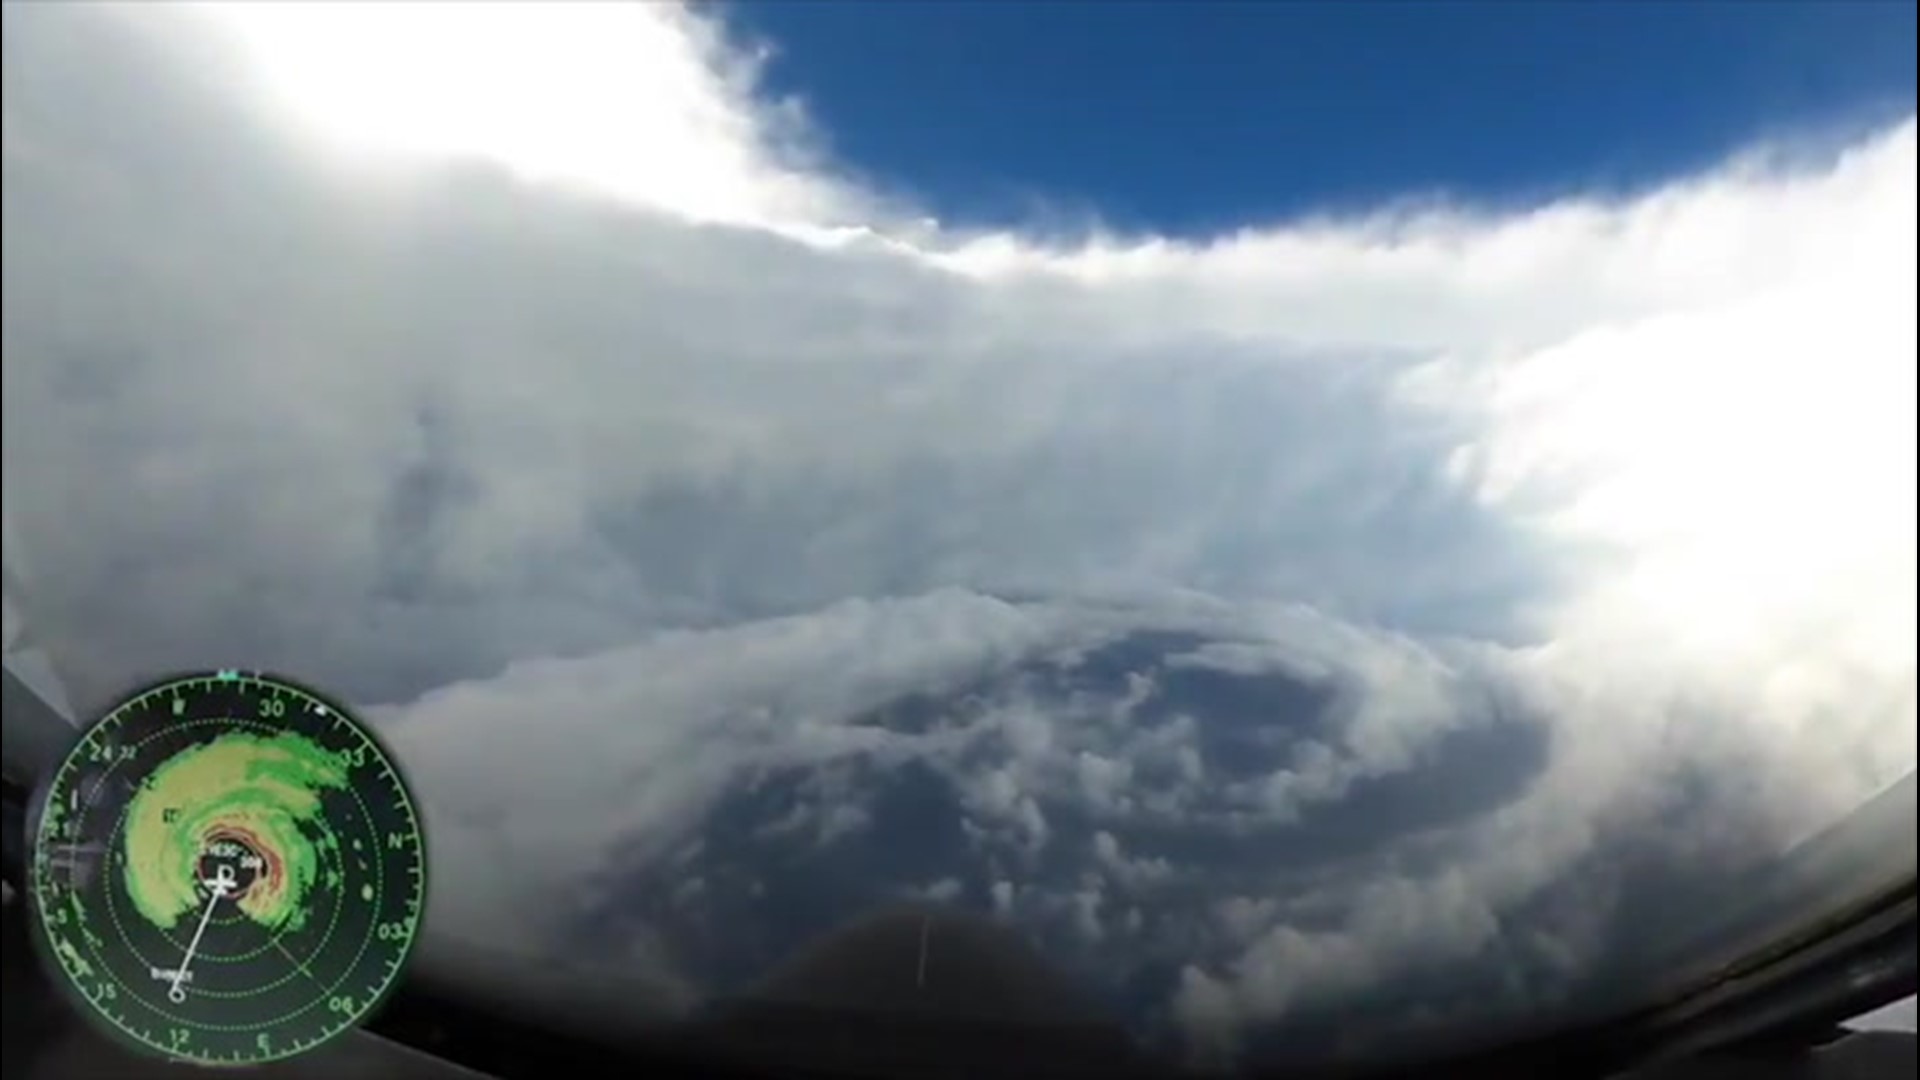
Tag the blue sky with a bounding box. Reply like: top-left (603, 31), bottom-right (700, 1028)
top-left (726, 0), bottom-right (1919, 233)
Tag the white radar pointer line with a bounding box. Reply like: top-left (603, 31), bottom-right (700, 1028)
top-left (167, 864), bottom-right (235, 1005)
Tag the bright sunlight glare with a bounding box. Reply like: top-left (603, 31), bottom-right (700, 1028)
top-left (194, 0), bottom-right (825, 226)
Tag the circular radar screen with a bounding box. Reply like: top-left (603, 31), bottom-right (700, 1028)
top-left (29, 671), bottom-right (427, 1066)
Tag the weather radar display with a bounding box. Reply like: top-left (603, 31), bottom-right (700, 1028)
top-left (29, 672), bottom-right (426, 1066)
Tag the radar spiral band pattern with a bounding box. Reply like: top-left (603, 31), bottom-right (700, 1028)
top-left (28, 672), bottom-right (427, 1066)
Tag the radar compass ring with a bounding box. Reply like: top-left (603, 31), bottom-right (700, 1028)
top-left (29, 672), bottom-right (427, 1066)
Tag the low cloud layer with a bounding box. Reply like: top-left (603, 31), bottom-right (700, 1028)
top-left (4, 3), bottom-right (1914, 1068)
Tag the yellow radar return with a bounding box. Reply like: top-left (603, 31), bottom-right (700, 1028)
top-left (28, 672), bottom-right (426, 1066)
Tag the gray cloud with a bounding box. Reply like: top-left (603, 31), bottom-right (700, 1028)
top-left (4, 2), bottom-right (1914, 1069)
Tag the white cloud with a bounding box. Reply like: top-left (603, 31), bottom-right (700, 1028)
top-left (377, 589), bottom-right (1083, 949)
top-left (1071, 886), bottom-right (1107, 943)
top-left (1851, 996), bottom-right (1918, 1033)
top-left (915, 877), bottom-right (965, 904)
top-left (193, 1), bottom-right (867, 230)
top-left (2, 1), bottom-right (1913, 1066)
top-left (1092, 830), bottom-right (1173, 891)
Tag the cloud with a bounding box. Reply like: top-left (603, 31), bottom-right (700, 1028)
top-left (3, 1), bottom-right (1914, 1068)
top-left (1852, 996), bottom-right (1918, 1034)
top-left (914, 877), bottom-right (965, 904)
top-left (191, 0), bottom-right (869, 230)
